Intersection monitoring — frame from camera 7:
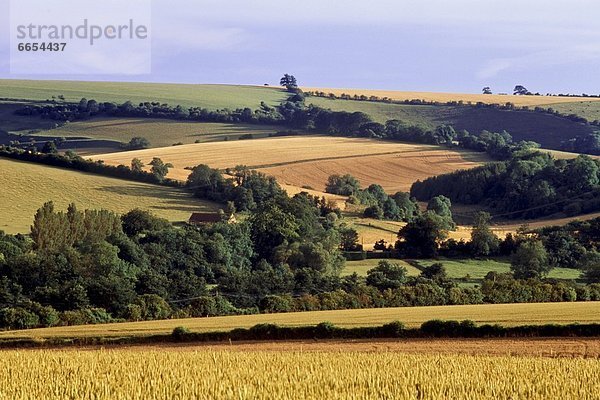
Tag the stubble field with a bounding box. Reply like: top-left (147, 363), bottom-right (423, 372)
top-left (91, 136), bottom-right (488, 193)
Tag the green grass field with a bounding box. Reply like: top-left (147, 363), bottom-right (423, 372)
top-left (415, 259), bottom-right (581, 280)
top-left (1, 80), bottom-right (595, 152)
top-left (0, 102), bottom-right (57, 133)
top-left (550, 101), bottom-right (600, 123)
top-left (33, 118), bottom-right (290, 148)
top-left (342, 259), bottom-right (421, 277)
top-left (0, 158), bottom-right (218, 234)
top-left (0, 80), bottom-right (287, 109)
top-left (308, 97), bottom-right (595, 150)
top-left (1, 302), bottom-right (597, 339)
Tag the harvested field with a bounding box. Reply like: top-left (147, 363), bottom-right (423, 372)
top-left (91, 136), bottom-right (488, 193)
top-left (2, 302), bottom-right (598, 340)
top-left (304, 87), bottom-right (600, 107)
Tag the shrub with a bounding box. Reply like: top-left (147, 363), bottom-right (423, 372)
top-left (259, 295), bottom-right (292, 313)
top-left (172, 326), bottom-right (191, 341)
top-left (0, 307), bottom-right (40, 329)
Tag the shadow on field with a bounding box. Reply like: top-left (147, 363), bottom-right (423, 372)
top-left (97, 185), bottom-right (216, 213)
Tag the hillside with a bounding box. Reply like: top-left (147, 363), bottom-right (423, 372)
top-left (90, 136), bottom-right (488, 193)
top-left (0, 158), bottom-right (218, 233)
top-left (2, 80), bottom-right (598, 154)
top-left (550, 101), bottom-right (600, 122)
top-left (0, 80), bottom-right (287, 109)
top-left (304, 87), bottom-right (600, 107)
top-left (31, 118), bottom-right (290, 149)
top-left (307, 97), bottom-right (596, 150)
top-left (1, 302), bottom-right (597, 339)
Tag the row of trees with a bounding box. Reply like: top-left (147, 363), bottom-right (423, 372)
top-left (2, 203), bottom-right (599, 330)
top-left (411, 151), bottom-right (600, 219)
top-left (324, 175), bottom-right (419, 222)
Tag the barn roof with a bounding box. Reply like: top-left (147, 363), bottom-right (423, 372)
top-left (188, 212), bottom-right (222, 224)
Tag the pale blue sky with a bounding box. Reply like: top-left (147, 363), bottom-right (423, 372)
top-left (1, 0), bottom-right (600, 94)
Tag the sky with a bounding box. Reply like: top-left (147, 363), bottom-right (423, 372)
top-left (1, 0), bottom-right (600, 94)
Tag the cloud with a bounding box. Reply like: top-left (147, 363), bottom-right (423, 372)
top-left (477, 44), bottom-right (600, 80)
top-left (152, 25), bottom-right (250, 52)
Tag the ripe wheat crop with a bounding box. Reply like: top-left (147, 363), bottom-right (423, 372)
top-left (0, 349), bottom-right (597, 399)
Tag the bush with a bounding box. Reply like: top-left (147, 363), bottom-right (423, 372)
top-left (420, 319), bottom-right (478, 337)
top-left (187, 297), bottom-right (217, 317)
top-left (0, 307), bottom-right (40, 329)
top-left (123, 304), bottom-right (143, 321)
top-left (259, 295), bottom-right (292, 313)
top-left (59, 308), bottom-right (113, 326)
top-left (135, 294), bottom-right (172, 320)
top-left (172, 326), bottom-right (191, 341)
top-left (381, 320), bottom-right (406, 337)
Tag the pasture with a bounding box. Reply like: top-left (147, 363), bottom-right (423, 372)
top-left (91, 136), bottom-right (488, 193)
top-left (0, 350), bottom-right (597, 399)
top-left (0, 80), bottom-right (287, 109)
top-left (2, 302), bottom-right (598, 339)
top-left (0, 158), bottom-right (217, 234)
top-left (414, 259), bottom-right (581, 280)
top-left (551, 100), bottom-right (600, 123)
top-left (342, 259), bottom-right (421, 277)
top-left (34, 118), bottom-right (288, 148)
top-left (306, 97), bottom-right (596, 150)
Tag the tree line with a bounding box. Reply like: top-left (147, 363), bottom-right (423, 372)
top-left (411, 150), bottom-right (600, 219)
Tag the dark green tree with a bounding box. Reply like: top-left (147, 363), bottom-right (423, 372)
top-left (470, 212), bottom-right (500, 257)
top-left (131, 158), bottom-right (144, 173)
top-left (510, 240), bottom-right (550, 279)
top-left (366, 260), bottom-right (408, 290)
top-left (148, 158), bottom-right (173, 181)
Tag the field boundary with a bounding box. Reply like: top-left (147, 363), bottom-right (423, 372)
top-left (1, 320), bottom-right (599, 350)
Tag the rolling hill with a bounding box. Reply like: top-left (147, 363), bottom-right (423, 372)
top-left (304, 87), bottom-right (600, 107)
top-left (0, 80), bottom-right (287, 109)
top-left (30, 118), bottom-right (290, 149)
top-left (0, 158), bottom-right (218, 234)
top-left (306, 96), bottom-right (596, 150)
top-left (1, 80), bottom-right (598, 154)
top-left (90, 136), bottom-right (488, 193)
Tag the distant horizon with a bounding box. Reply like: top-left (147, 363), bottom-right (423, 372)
top-left (2, 1), bottom-right (600, 94)
top-left (0, 77), bottom-right (596, 97)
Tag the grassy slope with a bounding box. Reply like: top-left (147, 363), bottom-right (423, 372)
top-left (0, 158), bottom-right (218, 234)
top-left (550, 101), bottom-right (600, 122)
top-left (307, 97), bottom-right (595, 149)
top-left (415, 259), bottom-right (581, 280)
top-left (34, 118), bottom-right (289, 148)
top-left (342, 259), bottom-right (421, 277)
top-left (1, 302), bottom-right (598, 339)
top-left (0, 80), bottom-right (288, 109)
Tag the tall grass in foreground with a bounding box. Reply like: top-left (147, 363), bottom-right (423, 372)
top-left (0, 350), bottom-right (597, 399)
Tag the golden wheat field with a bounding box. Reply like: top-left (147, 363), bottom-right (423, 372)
top-left (0, 349), bottom-right (597, 400)
top-left (303, 87), bottom-right (600, 107)
top-left (91, 136), bottom-right (487, 193)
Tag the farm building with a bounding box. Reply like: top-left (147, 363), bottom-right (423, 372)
top-left (188, 212), bottom-right (236, 225)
